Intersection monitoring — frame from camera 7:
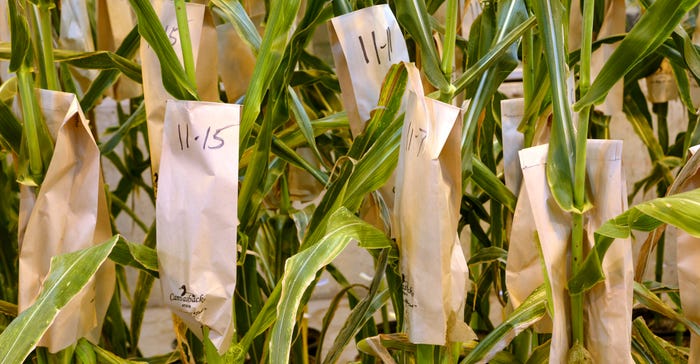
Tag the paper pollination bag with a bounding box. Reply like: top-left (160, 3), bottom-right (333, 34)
top-left (141, 0), bottom-right (219, 187)
top-left (18, 89), bottom-right (115, 353)
top-left (666, 145), bottom-right (700, 363)
top-left (329, 4), bottom-right (410, 138)
top-left (501, 98), bottom-right (541, 309)
top-left (394, 79), bottom-right (474, 345)
top-left (517, 140), bottom-right (633, 363)
top-left (156, 100), bottom-right (239, 354)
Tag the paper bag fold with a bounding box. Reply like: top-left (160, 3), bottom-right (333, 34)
top-left (667, 145), bottom-right (700, 363)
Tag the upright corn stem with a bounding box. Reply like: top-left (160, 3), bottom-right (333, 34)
top-left (173, 0), bottom-right (197, 90)
top-left (571, 0), bottom-right (595, 347)
top-left (34, 1), bottom-right (59, 91)
top-left (437, 0), bottom-right (458, 103)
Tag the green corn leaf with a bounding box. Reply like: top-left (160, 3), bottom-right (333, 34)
top-left (238, 0), bottom-right (301, 150)
top-left (127, 0), bottom-right (198, 101)
top-left (471, 157), bottom-right (517, 213)
top-left (77, 338), bottom-right (148, 364)
top-left (80, 26), bottom-right (140, 113)
top-left (304, 63), bottom-right (407, 243)
top-left (0, 46), bottom-right (142, 83)
top-left (100, 102), bottom-right (146, 155)
top-left (0, 101), bottom-right (21, 154)
top-left (569, 188), bottom-right (700, 295)
top-left (462, 0), bottom-right (526, 181)
top-left (7, 0), bottom-right (30, 72)
top-left (453, 16), bottom-right (535, 95)
top-left (532, 0), bottom-right (576, 212)
top-left (287, 86), bottom-right (324, 166)
top-left (210, 0), bottom-right (262, 52)
top-left (395, 0), bottom-right (449, 91)
top-left (75, 338), bottom-right (97, 364)
top-left (467, 246), bottom-right (507, 266)
top-left (109, 238), bottom-right (159, 278)
top-left (574, 0), bottom-right (700, 110)
top-left (52, 50), bottom-right (142, 83)
top-left (0, 235), bottom-right (119, 364)
top-left (322, 251), bottom-right (390, 364)
top-left (632, 317), bottom-right (688, 364)
top-left (0, 300), bottom-right (17, 317)
top-left (130, 264), bottom-right (155, 355)
top-left (461, 285), bottom-right (547, 364)
top-left (634, 282), bottom-right (700, 337)
top-left (270, 207), bottom-right (392, 364)
top-left (271, 136), bottom-right (329, 185)
top-left (632, 317), bottom-right (688, 363)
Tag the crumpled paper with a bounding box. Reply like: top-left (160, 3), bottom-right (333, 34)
top-left (395, 74), bottom-right (474, 345)
top-left (18, 89), bottom-right (115, 353)
top-left (156, 100), bottom-right (239, 354)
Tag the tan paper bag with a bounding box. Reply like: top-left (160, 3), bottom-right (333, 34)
top-left (503, 99), bottom-right (553, 332)
top-left (96, 0), bottom-right (141, 100)
top-left (329, 4), bottom-right (410, 137)
top-left (156, 100), bottom-right (239, 354)
top-left (216, 23), bottom-right (256, 103)
top-left (18, 89), bottom-right (115, 353)
top-left (569, 0), bottom-right (625, 115)
top-left (666, 145), bottom-right (700, 362)
top-left (395, 87), bottom-right (474, 345)
top-left (141, 0), bottom-right (219, 186)
top-left (518, 140), bottom-right (632, 363)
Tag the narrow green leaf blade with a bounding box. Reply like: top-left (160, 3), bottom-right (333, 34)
top-left (270, 207), bottom-right (392, 364)
top-left (0, 236), bottom-right (119, 364)
top-left (461, 286), bottom-right (547, 364)
top-left (575, 0), bottom-right (700, 109)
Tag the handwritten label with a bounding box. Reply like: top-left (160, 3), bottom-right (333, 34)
top-left (405, 121), bottom-right (427, 156)
top-left (176, 123), bottom-right (236, 151)
top-left (330, 4), bottom-right (410, 134)
top-left (358, 27), bottom-right (393, 65)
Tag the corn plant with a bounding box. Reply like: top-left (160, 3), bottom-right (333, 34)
top-left (2, 0), bottom-right (700, 363)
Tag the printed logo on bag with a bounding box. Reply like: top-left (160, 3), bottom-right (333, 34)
top-left (169, 284), bottom-right (207, 318)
